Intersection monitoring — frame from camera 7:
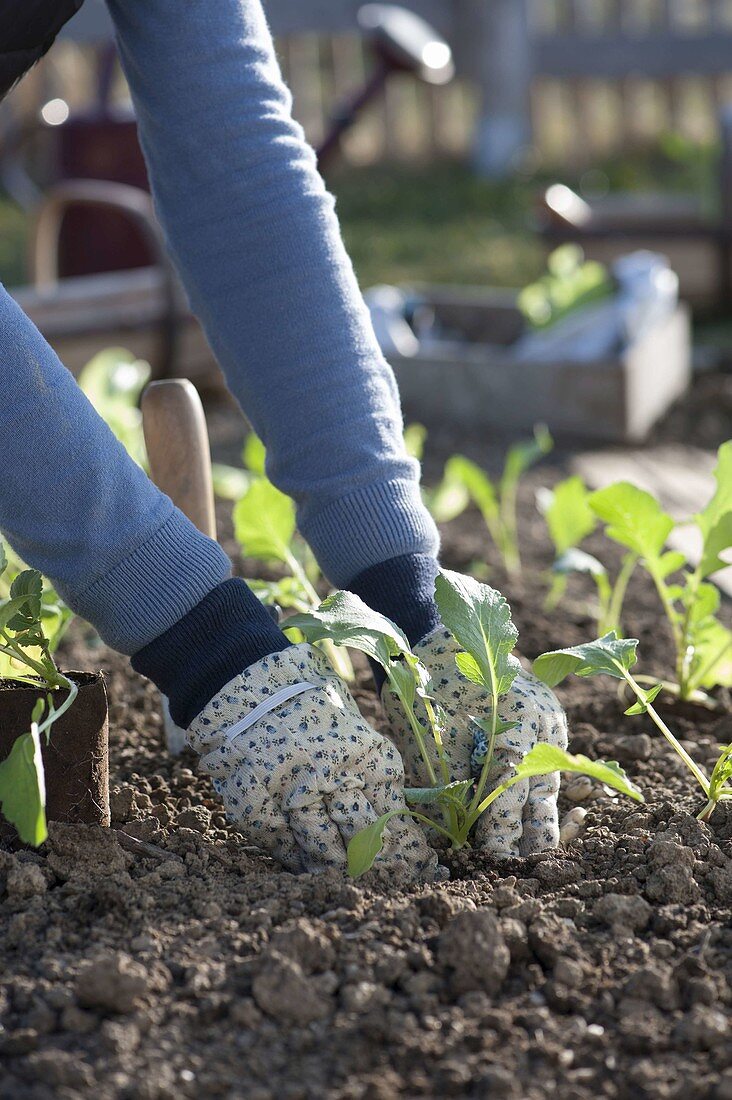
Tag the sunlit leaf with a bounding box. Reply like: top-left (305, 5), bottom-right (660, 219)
top-left (435, 570), bottom-right (520, 698)
top-left (0, 726), bottom-right (47, 846)
top-left (233, 478), bottom-right (295, 563)
top-left (533, 632), bottom-right (638, 687)
top-left (542, 476), bottom-right (596, 557)
top-left (589, 482), bottom-right (674, 562)
top-left (514, 743), bottom-right (643, 803)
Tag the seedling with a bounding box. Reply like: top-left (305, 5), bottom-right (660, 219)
top-left (429, 426), bottom-right (553, 579)
top-left (588, 442), bottom-right (732, 703)
top-left (0, 542), bottom-right (79, 845)
top-left (534, 632), bottom-right (732, 822)
top-left (539, 475), bottom-right (635, 634)
top-left (78, 348), bottom-right (150, 469)
top-left (286, 569), bottom-right (642, 876)
top-left (233, 462), bottom-right (353, 682)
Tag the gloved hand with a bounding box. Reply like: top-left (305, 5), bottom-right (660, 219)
top-left (187, 644), bottom-right (437, 877)
top-left (382, 626), bottom-right (568, 857)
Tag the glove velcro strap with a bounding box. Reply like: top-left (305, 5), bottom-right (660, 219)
top-left (223, 680), bottom-right (317, 743)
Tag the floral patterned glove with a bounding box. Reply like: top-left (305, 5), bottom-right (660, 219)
top-left (187, 644), bottom-right (437, 877)
top-left (381, 626), bottom-right (568, 857)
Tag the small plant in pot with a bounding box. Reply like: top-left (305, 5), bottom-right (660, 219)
top-left (0, 542), bottom-right (109, 846)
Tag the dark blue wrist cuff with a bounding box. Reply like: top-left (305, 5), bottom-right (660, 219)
top-left (131, 578), bottom-right (290, 728)
top-left (349, 553), bottom-right (440, 690)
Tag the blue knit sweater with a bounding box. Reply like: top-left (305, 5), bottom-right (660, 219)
top-left (0, 0), bottom-right (438, 660)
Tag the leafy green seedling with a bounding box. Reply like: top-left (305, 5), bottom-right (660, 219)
top-left (0, 541), bottom-right (80, 845)
top-left (518, 245), bottom-right (613, 331)
top-left (233, 474), bottom-right (353, 682)
top-left (211, 431), bottom-right (265, 501)
top-left (589, 443), bottom-right (732, 703)
top-left (286, 570), bottom-right (641, 876)
top-left (428, 426), bottom-right (553, 578)
top-left (533, 632), bottom-right (731, 822)
top-left (78, 348), bottom-right (151, 469)
top-left (539, 475), bottom-right (636, 633)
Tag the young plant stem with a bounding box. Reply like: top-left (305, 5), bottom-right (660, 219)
top-left (284, 550), bottom-right (354, 682)
top-left (601, 553), bottom-right (637, 636)
top-left (621, 667), bottom-right (710, 797)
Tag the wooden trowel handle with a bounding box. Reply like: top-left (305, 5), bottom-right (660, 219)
top-left (141, 379), bottom-right (217, 540)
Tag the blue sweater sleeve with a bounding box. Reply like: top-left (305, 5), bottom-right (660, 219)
top-left (106, 0), bottom-right (438, 586)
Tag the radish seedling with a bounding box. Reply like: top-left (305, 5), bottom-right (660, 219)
top-left (538, 475), bottom-right (636, 634)
top-left (430, 426), bottom-right (553, 579)
top-left (286, 569), bottom-right (642, 876)
top-left (0, 541), bottom-right (79, 845)
top-left (533, 632), bottom-right (732, 822)
top-left (78, 348), bottom-right (150, 469)
top-left (233, 471), bottom-right (354, 682)
top-left (588, 443), bottom-right (732, 704)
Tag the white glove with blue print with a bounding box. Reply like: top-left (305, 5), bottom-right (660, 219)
top-left (381, 626), bottom-right (568, 857)
top-left (186, 644), bottom-right (437, 877)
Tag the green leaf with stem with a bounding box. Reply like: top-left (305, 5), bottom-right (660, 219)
top-left (533, 633), bottom-right (714, 815)
top-left (540, 476), bottom-right (596, 558)
top-left (434, 569), bottom-right (521, 821)
top-left (0, 724), bottom-right (47, 845)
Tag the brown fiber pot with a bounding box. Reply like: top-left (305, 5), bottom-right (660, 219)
top-left (0, 672), bottom-right (109, 841)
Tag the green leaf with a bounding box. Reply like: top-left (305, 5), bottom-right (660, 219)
top-left (698, 511), bottom-right (732, 578)
top-left (8, 570), bottom-right (43, 627)
top-left (0, 727), bottom-right (47, 845)
top-left (709, 743), bottom-right (732, 802)
top-left (656, 551), bottom-right (686, 580)
top-left (285, 590), bottom-right (412, 673)
top-left (233, 478), bottom-right (296, 563)
top-left (347, 810), bottom-right (406, 877)
top-left (426, 469), bottom-right (470, 524)
top-left (688, 619), bottom-right (732, 690)
top-left (404, 423), bottom-right (427, 461)
top-left (552, 547), bottom-right (606, 578)
top-left (696, 441), bottom-right (732, 541)
top-left (0, 596), bottom-right (36, 634)
top-left (442, 455), bottom-right (499, 525)
top-left (435, 570), bottom-right (520, 699)
top-left (500, 425), bottom-right (553, 499)
top-left (624, 683), bottom-right (663, 715)
top-left (242, 433), bottom-right (266, 475)
top-left (78, 348), bottom-right (150, 467)
top-left (211, 463), bottom-right (252, 501)
top-left (514, 743), bottom-right (643, 803)
top-left (589, 482), bottom-right (674, 562)
top-left (0, 542), bottom-right (6, 580)
top-left (405, 780), bottom-right (471, 806)
top-left (542, 476), bottom-right (596, 556)
top-left (532, 632), bottom-right (639, 687)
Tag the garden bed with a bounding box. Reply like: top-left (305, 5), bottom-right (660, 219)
top-left (0, 439), bottom-right (730, 1099)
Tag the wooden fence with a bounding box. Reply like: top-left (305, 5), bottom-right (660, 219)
top-left (40, 0), bottom-right (732, 171)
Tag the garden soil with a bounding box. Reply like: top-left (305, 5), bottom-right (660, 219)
top-left (1, 406), bottom-right (731, 1100)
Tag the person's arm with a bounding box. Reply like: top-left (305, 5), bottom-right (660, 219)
top-left (0, 284), bottom-right (230, 653)
top-left (106, 0), bottom-right (438, 588)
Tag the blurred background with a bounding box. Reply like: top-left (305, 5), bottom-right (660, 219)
top-left (4, 0), bottom-right (732, 459)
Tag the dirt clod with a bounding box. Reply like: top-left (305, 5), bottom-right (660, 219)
top-left (594, 892), bottom-right (652, 933)
top-left (438, 910), bottom-right (510, 995)
top-left (75, 952), bottom-right (151, 1014)
top-left (252, 952), bottom-right (333, 1023)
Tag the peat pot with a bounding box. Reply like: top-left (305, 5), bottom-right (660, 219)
top-left (0, 672), bottom-right (110, 842)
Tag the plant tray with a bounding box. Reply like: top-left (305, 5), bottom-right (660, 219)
top-left (388, 286), bottom-right (691, 443)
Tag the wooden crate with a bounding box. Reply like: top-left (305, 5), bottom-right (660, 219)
top-left (389, 286), bottom-right (692, 443)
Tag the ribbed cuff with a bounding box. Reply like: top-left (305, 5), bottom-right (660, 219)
top-left (132, 578), bottom-right (291, 728)
top-left (298, 479), bottom-right (440, 589)
top-left (64, 506), bottom-right (232, 654)
top-left (350, 552), bottom-right (440, 691)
